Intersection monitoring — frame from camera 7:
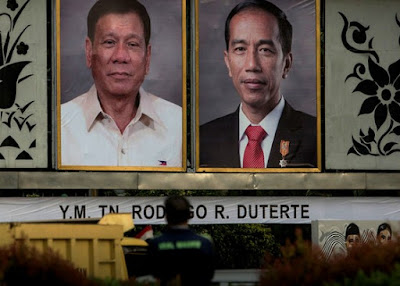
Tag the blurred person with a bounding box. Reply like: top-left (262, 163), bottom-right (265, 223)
top-left (377, 223), bottom-right (392, 245)
top-left (345, 222), bottom-right (361, 251)
top-left (148, 195), bottom-right (215, 285)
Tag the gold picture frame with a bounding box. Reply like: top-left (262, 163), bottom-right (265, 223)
top-left (56, 0), bottom-right (187, 171)
top-left (196, 0), bottom-right (321, 173)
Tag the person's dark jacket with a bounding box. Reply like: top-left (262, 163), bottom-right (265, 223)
top-left (148, 227), bottom-right (215, 286)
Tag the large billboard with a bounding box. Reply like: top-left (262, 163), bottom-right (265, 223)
top-left (1, 0), bottom-right (399, 185)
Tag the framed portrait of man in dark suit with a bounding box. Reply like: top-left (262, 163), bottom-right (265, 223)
top-left (196, 0), bottom-right (321, 172)
top-left (56, 0), bottom-right (186, 171)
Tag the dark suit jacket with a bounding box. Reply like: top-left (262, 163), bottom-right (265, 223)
top-left (200, 102), bottom-right (317, 168)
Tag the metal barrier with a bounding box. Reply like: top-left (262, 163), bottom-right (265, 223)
top-left (212, 269), bottom-right (260, 285)
top-left (136, 269), bottom-right (260, 285)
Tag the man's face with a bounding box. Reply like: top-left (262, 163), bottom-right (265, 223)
top-left (224, 9), bottom-right (292, 112)
top-left (86, 12), bottom-right (151, 98)
top-left (346, 234), bottom-right (360, 250)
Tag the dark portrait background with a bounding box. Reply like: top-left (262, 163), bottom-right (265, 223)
top-left (199, 0), bottom-right (317, 125)
top-left (60, 0), bottom-right (183, 106)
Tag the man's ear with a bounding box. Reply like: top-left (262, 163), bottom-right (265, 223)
top-left (282, 52), bottom-right (293, 79)
top-left (145, 44), bottom-right (152, 75)
top-left (85, 37), bottom-right (93, 68)
top-left (224, 50), bottom-right (232, 78)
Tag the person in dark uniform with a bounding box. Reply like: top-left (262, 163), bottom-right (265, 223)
top-left (148, 195), bottom-right (215, 285)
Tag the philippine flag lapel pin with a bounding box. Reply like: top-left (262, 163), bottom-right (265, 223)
top-left (158, 160), bottom-right (167, 166)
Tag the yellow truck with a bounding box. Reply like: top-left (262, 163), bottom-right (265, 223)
top-left (0, 213), bottom-right (149, 280)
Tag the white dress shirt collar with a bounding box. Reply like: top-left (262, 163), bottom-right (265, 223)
top-left (81, 85), bottom-right (165, 132)
top-left (239, 96), bottom-right (285, 140)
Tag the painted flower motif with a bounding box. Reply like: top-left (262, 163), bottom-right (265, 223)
top-left (353, 57), bottom-right (400, 129)
top-left (7, 0), bottom-right (19, 11)
top-left (16, 42), bottom-right (29, 55)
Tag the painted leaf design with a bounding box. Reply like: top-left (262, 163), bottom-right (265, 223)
top-left (353, 80), bottom-right (378, 95)
top-left (0, 61), bottom-right (31, 108)
top-left (383, 142), bottom-right (397, 153)
top-left (368, 128), bottom-right (375, 136)
top-left (388, 58), bottom-right (400, 89)
top-left (374, 104), bottom-right (387, 130)
top-left (363, 128), bottom-right (375, 143)
top-left (368, 57), bottom-right (389, 88)
top-left (352, 29), bottom-right (366, 44)
top-left (395, 91), bottom-right (400, 103)
top-left (389, 102), bottom-right (400, 123)
top-left (352, 137), bottom-right (371, 154)
top-left (347, 146), bottom-right (360, 156)
top-left (391, 126), bottom-right (400, 135)
top-left (358, 96), bottom-right (380, 115)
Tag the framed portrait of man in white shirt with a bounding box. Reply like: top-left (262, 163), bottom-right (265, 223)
top-left (196, 0), bottom-right (321, 173)
top-left (57, 0), bottom-right (186, 171)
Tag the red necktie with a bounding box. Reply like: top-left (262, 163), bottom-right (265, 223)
top-left (243, 126), bottom-right (267, 168)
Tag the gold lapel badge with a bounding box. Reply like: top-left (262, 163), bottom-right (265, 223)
top-left (279, 140), bottom-right (289, 168)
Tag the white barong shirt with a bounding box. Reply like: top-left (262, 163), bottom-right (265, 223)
top-left (61, 85), bottom-right (182, 167)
